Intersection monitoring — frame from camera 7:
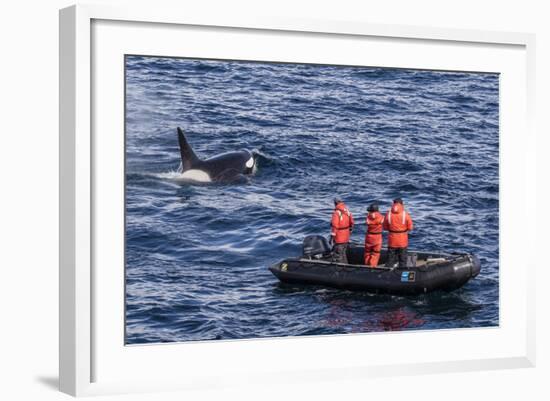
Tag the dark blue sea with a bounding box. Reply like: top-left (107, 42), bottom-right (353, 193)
top-left (125, 56), bottom-right (499, 344)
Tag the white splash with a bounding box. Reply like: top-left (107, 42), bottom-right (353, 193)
top-left (154, 168), bottom-right (212, 183)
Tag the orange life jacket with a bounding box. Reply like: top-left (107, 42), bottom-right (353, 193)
top-left (365, 211), bottom-right (384, 246)
top-left (383, 202), bottom-right (413, 248)
top-left (331, 202), bottom-right (354, 244)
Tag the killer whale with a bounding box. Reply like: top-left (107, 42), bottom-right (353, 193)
top-left (176, 127), bottom-right (255, 183)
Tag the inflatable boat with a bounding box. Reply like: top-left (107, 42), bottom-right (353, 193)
top-left (269, 235), bottom-right (481, 295)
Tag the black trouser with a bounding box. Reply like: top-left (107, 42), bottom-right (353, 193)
top-left (332, 243), bottom-right (349, 264)
top-left (386, 247), bottom-right (408, 268)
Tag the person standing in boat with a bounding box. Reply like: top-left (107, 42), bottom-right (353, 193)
top-left (330, 197), bottom-right (354, 264)
top-left (364, 203), bottom-right (384, 267)
top-left (383, 198), bottom-right (414, 267)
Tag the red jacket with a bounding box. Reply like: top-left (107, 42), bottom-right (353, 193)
top-left (383, 203), bottom-right (413, 248)
top-left (331, 203), bottom-right (354, 244)
top-left (365, 211), bottom-right (384, 246)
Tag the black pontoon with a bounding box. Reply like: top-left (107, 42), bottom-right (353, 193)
top-left (268, 235), bottom-right (481, 295)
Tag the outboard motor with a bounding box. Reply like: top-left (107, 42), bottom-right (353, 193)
top-left (302, 235), bottom-right (332, 260)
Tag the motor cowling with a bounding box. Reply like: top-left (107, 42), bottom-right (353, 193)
top-left (302, 235), bottom-right (332, 259)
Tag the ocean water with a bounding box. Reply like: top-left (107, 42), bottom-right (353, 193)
top-left (125, 56), bottom-right (499, 344)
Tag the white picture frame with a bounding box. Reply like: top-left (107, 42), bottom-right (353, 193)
top-left (59, 4), bottom-right (536, 397)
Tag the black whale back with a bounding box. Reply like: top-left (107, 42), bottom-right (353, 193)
top-left (201, 150), bottom-right (253, 181)
top-left (177, 127), bottom-right (253, 181)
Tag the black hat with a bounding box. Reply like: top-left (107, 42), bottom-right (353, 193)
top-left (393, 198), bottom-right (403, 204)
top-left (367, 203), bottom-right (379, 212)
top-left (334, 197), bottom-right (343, 204)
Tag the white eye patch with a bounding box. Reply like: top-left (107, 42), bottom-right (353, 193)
top-left (246, 157), bottom-right (254, 168)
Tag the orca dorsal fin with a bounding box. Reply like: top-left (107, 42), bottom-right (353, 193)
top-left (177, 127), bottom-right (200, 170)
